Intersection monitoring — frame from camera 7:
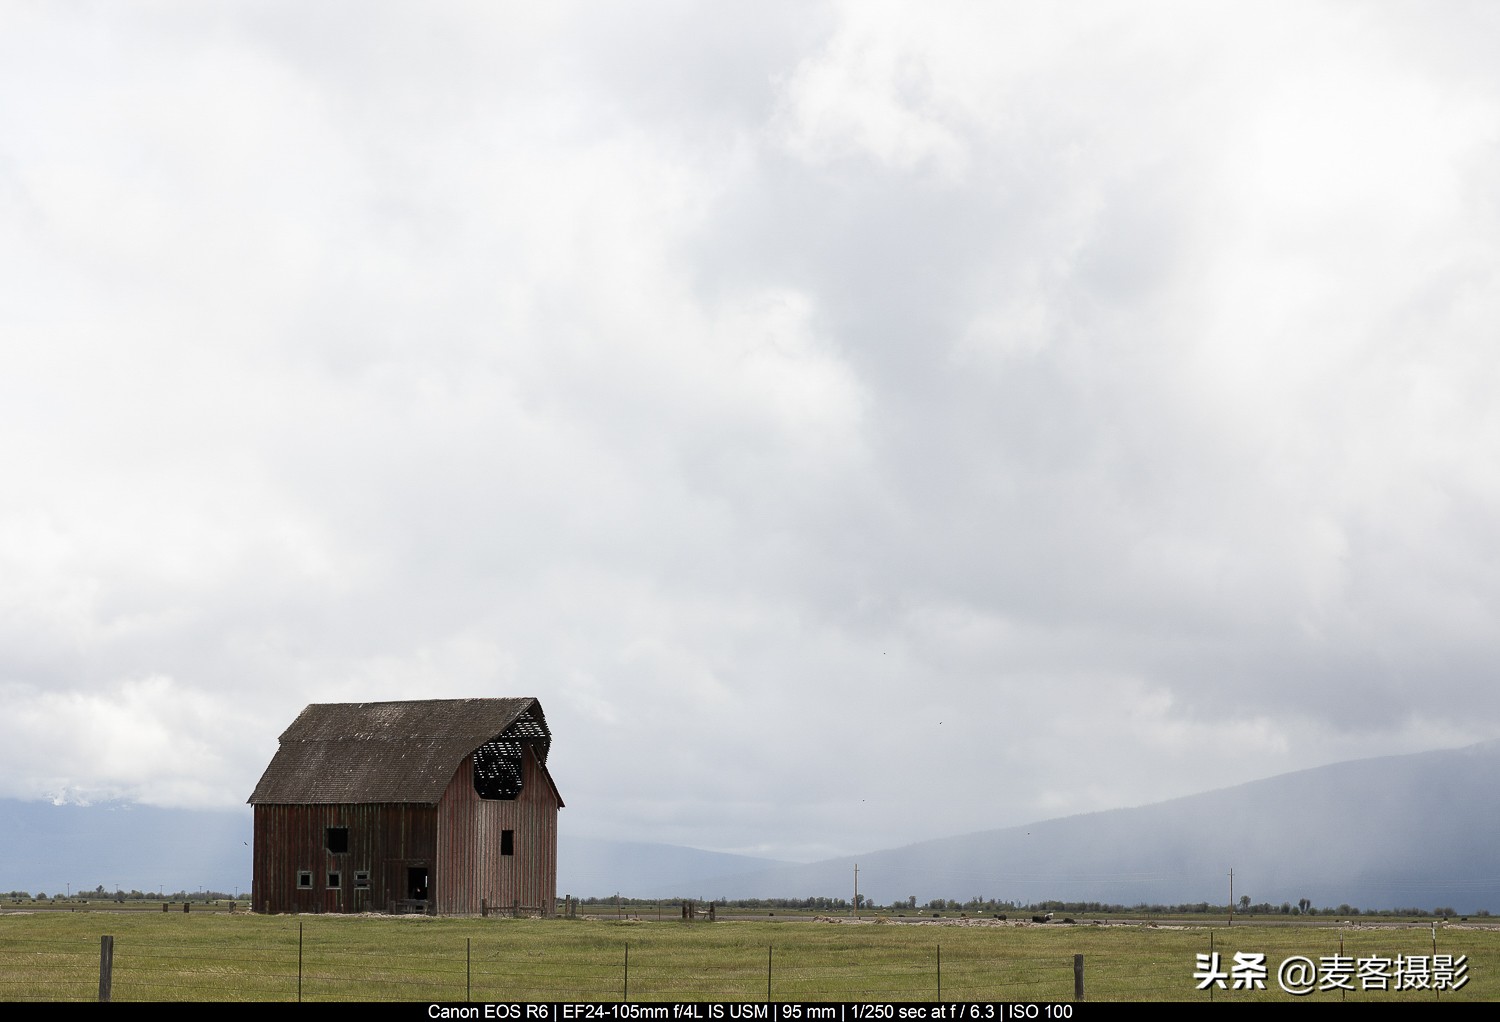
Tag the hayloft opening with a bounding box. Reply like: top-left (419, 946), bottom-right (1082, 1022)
top-left (326, 827), bottom-right (349, 853)
top-left (501, 829), bottom-right (514, 856)
top-left (473, 738), bottom-right (524, 799)
top-left (472, 707), bottom-right (549, 800)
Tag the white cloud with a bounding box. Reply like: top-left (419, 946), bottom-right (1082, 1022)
top-left (3, 1), bottom-right (1499, 860)
top-left (3, 675), bottom-right (241, 807)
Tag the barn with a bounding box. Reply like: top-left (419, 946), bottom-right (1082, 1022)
top-left (247, 697), bottom-right (563, 915)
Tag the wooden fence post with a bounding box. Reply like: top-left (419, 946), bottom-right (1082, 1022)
top-left (1074, 954), bottom-right (1085, 1001)
top-left (98, 935), bottom-right (113, 1002)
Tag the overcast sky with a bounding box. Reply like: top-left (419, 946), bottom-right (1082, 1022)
top-left (3, 1), bottom-right (1499, 863)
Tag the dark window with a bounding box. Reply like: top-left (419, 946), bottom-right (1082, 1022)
top-left (327, 871), bottom-right (341, 889)
top-left (326, 827), bottom-right (349, 853)
top-left (501, 829), bottom-right (514, 856)
top-left (296, 871), bottom-right (312, 889)
top-left (354, 871), bottom-right (370, 889)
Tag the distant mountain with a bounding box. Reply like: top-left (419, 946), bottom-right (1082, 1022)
top-left (0, 800), bottom-right (252, 897)
top-left (660, 739), bottom-right (1500, 913)
top-left (6, 740), bottom-right (1498, 911)
top-left (557, 837), bottom-right (791, 900)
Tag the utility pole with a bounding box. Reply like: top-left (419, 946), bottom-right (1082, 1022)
top-left (1228, 867), bottom-right (1234, 926)
top-left (853, 863), bottom-right (859, 918)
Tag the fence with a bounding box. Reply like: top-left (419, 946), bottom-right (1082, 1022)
top-left (0, 930), bottom-right (1081, 1002)
top-left (1, 919), bottom-right (1488, 1002)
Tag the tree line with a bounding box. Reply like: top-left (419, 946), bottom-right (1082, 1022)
top-left (572, 893), bottom-right (1485, 918)
top-left (5, 886), bottom-right (240, 903)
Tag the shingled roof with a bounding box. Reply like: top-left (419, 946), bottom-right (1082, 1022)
top-left (248, 697), bottom-right (553, 805)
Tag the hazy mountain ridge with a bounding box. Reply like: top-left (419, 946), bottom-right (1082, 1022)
top-left (665, 739), bottom-right (1500, 912)
top-left (557, 837), bottom-right (791, 899)
top-left (0, 801), bottom-right (252, 896)
top-left (4, 740), bottom-right (1497, 911)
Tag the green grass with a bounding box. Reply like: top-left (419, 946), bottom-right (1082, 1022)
top-left (1, 912), bottom-right (1495, 1002)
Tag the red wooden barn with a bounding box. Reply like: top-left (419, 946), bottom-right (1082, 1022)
top-left (247, 697), bottom-right (563, 915)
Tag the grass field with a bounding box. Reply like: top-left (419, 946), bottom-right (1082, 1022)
top-left (1, 911), bottom-right (1494, 1002)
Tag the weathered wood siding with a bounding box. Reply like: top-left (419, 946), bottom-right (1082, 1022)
top-left (435, 744), bottom-right (560, 915)
top-left (251, 803), bottom-right (436, 914)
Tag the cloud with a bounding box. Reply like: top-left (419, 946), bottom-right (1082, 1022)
top-left (2, 674), bottom-right (243, 807)
top-left (2, 1), bottom-right (1499, 860)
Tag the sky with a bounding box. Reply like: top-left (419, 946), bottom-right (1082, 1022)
top-left (3, 1), bottom-right (1499, 864)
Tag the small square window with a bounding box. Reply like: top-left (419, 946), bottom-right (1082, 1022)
top-left (354, 871), bottom-right (370, 889)
top-left (327, 871), bottom-right (341, 889)
top-left (326, 827), bottom-right (349, 854)
top-left (297, 871), bottom-right (312, 889)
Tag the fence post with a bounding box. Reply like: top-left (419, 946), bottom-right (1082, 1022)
top-left (1073, 954), bottom-right (1084, 1001)
top-left (623, 942), bottom-right (629, 1003)
top-left (1431, 925), bottom-right (1440, 1002)
top-left (467, 937), bottom-right (472, 1002)
top-left (298, 921), bottom-right (304, 1002)
top-left (937, 943), bottom-right (941, 1002)
top-left (98, 935), bottom-right (114, 1002)
top-left (767, 945), bottom-right (772, 1003)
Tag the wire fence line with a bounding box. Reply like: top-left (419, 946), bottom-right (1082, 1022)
top-left (4, 923), bottom-right (1484, 1002)
top-left (0, 932), bottom-right (1079, 1002)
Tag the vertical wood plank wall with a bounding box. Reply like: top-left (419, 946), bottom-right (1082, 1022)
top-left (251, 803), bottom-right (437, 914)
top-left (436, 745), bottom-right (560, 915)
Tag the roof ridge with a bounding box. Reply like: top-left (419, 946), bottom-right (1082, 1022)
top-left (247, 697), bottom-right (552, 805)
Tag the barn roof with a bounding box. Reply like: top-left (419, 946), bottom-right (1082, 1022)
top-left (247, 697), bottom-right (555, 805)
